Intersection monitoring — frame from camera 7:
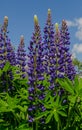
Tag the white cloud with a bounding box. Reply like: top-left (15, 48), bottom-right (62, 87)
top-left (72, 43), bottom-right (82, 54)
top-left (66, 19), bottom-right (82, 60)
top-left (71, 52), bottom-right (76, 59)
top-left (66, 18), bottom-right (82, 41)
top-left (75, 29), bottom-right (82, 41)
top-left (75, 18), bottom-right (82, 41)
top-left (72, 43), bottom-right (82, 60)
top-left (75, 18), bottom-right (82, 29)
top-left (66, 20), bottom-right (76, 27)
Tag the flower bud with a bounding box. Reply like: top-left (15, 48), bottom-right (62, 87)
top-left (55, 23), bottom-right (59, 33)
top-left (34, 15), bottom-right (38, 25)
top-left (4, 16), bottom-right (8, 27)
top-left (20, 35), bottom-right (24, 45)
top-left (48, 9), bottom-right (51, 15)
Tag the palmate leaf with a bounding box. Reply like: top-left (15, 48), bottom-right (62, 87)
top-left (57, 78), bottom-right (74, 94)
top-left (6, 94), bottom-right (18, 107)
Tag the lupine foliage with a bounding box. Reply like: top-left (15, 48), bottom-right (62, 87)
top-left (0, 10), bottom-right (82, 130)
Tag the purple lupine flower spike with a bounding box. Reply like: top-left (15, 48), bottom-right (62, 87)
top-left (43, 9), bottom-right (56, 91)
top-left (6, 38), bottom-right (16, 66)
top-left (54, 23), bottom-right (65, 78)
top-left (16, 35), bottom-right (26, 78)
top-left (0, 16), bottom-right (15, 94)
top-left (0, 16), bottom-right (9, 68)
top-left (27, 15), bottom-right (46, 123)
top-left (0, 32), bottom-right (5, 69)
top-left (0, 16), bottom-right (16, 66)
top-left (60, 20), bottom-right (76, 80)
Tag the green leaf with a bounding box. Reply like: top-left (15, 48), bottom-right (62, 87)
top-left (46, 112), bottom-right (53, 124)
top-left (57, 111), bottom-right (67, 117)
top-left (3, 62), bottom-right (10, 72)
top-left (55, 95), bottom-right (60, 106)
top-left (68, 95), bottom-right (76, 104)
top-left (0, 69), bottom-right (3, 76)
top-left (35, 111), bottom-right (49, 120)
top-left (79, 78), bottom-right (82, 90)
top-left (17, 105), bottom-right (26, 112)
top-left (58, 78), bottom-right (74, 94)
top-left (0, 119), bottom-right (4, 123)
top-left (53, 111), bottom-right (59, 122)
top-left (74, 76), bottom-right (79, 93)
top-left (79, 88), bottom-right (82, 96)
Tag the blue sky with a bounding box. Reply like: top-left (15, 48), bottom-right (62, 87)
top-left (0, 0), bottom-right (82, 61)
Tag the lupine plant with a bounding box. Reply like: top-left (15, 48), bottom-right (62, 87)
top-left (27, 15), bottom-right (47, 129)
top-left (1, 9), bottom-right (82, 130)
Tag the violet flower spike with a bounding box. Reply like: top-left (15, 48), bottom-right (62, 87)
top-left (27, 15), bottom-right (46, 123)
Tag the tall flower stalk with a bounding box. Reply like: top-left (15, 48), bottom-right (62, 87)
top-left (43, 9), bottom-right (56, 93)
top-left (16, 35), bottom-right (26, 78)
top-left (0, 16), bottom-right (16, 66)
top-left (54, 23), bottom-right (65, 79)
top-left (0, 30), bottom-right (5, 69)
top-left (6, 38), bottom-right (16, 66)
top-left (0, 16), bottom-right (15, 94)
top-left (0, 16), bottom-right (8, 68)
top-left (60, 20), bottom-right (76, 80)
top-left (27, 15), bottom-right (46, 127)
top-left (54, 23), bottom-right (70, 96)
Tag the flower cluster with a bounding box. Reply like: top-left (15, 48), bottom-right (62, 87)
top-left (0, 16), bottom-right (16, 67)
top-left (6, 37), bottom-right (16, 66)
top-left (0, 16), bottom-right (16, 94)
top-left (16, 35), bottom-right (26, 78)
top-left (27, 15), bottom-right (46, 123)
top-left (54, 23), bottom-right (65, 79)
top-left (0, 31), bottom-right (5, 69)
top-left (43, 9), bottom-right (56, 92)
top-left (27, 9), bottom-right (76, 124)
top-left (60, 20), bottom-right (76, 80)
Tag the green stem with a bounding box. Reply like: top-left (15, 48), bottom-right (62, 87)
top-left (57, 120), bottom-right (61, 130)
top-left (36, 121), bottom-right (38, 130)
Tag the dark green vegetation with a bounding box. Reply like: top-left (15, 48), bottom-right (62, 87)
top-left (0, 63), bottom-right (82, 130)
